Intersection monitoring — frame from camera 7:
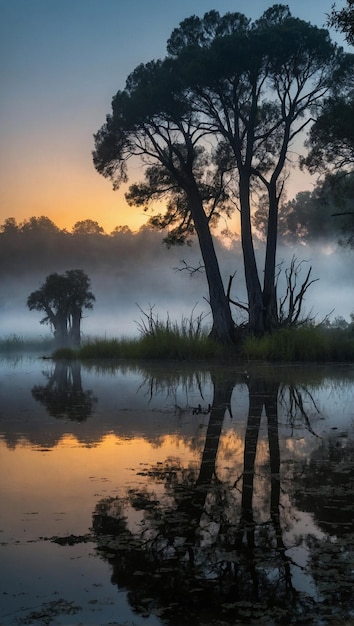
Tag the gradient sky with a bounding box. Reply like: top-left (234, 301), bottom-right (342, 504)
top-left (0, 0), bottom-right (348, 234)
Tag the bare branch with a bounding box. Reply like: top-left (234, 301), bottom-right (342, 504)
top-left (173, 259), bottom-right (205, 276)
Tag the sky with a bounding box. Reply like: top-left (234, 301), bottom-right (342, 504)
top-left (0, 0), bottom-right (349, 234)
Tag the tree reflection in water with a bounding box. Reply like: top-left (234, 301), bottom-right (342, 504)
top-left (293, 434), bottom-right (354, 613)
top-left (92, 367), bottom-right (354, 625)
top-left (32, 360), bottom-right (96, 421)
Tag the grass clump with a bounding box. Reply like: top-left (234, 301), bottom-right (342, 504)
top-left (77, 334), bottom-right (221, 360)
top-left (243, 326), bottom-right (354, 362)
top-left (133, 307), bottom-right (223, 359)
top-left (59, 309), bottom-right (225, 361)
top-left (79, 337), bottom-right (140, 359)
top-left (77, 331), bottom-right (222, 361)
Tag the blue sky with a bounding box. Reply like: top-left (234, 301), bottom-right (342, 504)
top-left (0, 0), bottom-right (348, 232)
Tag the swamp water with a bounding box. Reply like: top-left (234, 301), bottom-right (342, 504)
top-left (0, 356), bottom-right (354, 626)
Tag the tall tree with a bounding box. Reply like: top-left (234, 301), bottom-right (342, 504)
top-left (93, 60), bottom-right (236, 344)
top-left (167, 6), bottom-right (344, 333)
top-left (27, 270), bottom-right (95, 348)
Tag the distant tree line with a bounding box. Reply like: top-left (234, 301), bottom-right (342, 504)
top-left (0, 217), bottom-right (174, 276)
top-left (1, 184), bottom-right (354, 282)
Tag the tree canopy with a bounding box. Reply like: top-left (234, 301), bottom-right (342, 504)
top-left (94, 4), bottom-right (348, 336)
top-left (93, 55), bottom-right (237, 343)
top-left (328, 0), bottom-right (354, 45)
top-left (72, 219), bottom-right (105, 235)
top-left (27, 270), bottom-right (95, 348)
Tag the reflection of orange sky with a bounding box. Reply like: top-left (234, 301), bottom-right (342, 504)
top-left (0, 429), bottom-right (272, 538)
top-left (0, 433), bottom-right (201, 539)
top-left (0, 426), bottom-right (323, 543)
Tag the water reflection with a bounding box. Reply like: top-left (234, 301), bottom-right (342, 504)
top-left (32, 360), bottom-right (96, 421)
top-left (91, 366), bottom-right (354, 625)
top-left (1, 358), bottom-right (354, 625)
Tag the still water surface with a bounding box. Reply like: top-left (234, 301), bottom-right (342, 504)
top-left (0, 356), bottom-right (353, 625)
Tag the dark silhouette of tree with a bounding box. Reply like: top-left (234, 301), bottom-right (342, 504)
top-left (72, 219), bottom-right (105, 235)
top-left (304, 93), bottom-right (354, 174)
top-left (167, 6), bottom-right (345, 333)
top-left (94, 5), bottom-right (346, 336)
top-left (93, 59), bottom-right (237, 344)
top-left (303, 2), bottom-right (354, 178)
top-left (0, 217), bottom-right (20, 234)
top-left (20, 216), bottom-right (60, 234)
top-left (32, 361), bottom-right (95, 421)
top-left (27, 269), bottom-right (95, 348)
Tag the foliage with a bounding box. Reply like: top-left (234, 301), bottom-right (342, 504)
top-left (304, 92), bottom-right (354, 173)
top-left (328, 0), bottom-right (354, 45)
top-left (93, 52), bottom-right (237, 343)
top-left (93, 4), bottom-right (347, 336)
top-left (72, 219), bottom-right (105, 235)
top-left (167, 5), bottom-right (343, 334)
top-left (303, 2), bottom-right (354, 176)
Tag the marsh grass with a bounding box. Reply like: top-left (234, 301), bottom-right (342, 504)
top-left (243, 326), bottom-right (354, 362)
top-left (4, 319), bottom-right (354, 363)
top-left (77, 331), bottom-right (223, 361)
top-left (0, 334), bottom-right (54, 354)
top-left (63, 309), bottom-right (224, 361)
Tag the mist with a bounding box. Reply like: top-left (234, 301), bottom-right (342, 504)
top-left (0, 227), bottom-right (353, 340)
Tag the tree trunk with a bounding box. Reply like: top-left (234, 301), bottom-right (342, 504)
top-left (196, 372), bottom-right (234, 485)
top-left (70, 308), bottom-right (82, 348)
top-left (54, 312), bottom-right (69, 348)
top-left (188, 188), bottom-right (237, 344)
top-left (239, 174), bottom-right (264, 336)
top-left (263, 184), bottom-right (279, 332)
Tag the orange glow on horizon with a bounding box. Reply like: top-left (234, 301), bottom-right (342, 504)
top-left (0, 146), bottom-right (315, 236)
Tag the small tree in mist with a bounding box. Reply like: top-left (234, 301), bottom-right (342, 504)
top-left (27, 270), bottom-right (95, 348)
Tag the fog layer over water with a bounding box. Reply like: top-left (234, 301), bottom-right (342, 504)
top-left (1, 227), bottom-right (353, 338)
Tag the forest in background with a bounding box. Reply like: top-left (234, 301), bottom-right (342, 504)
top-left (0, 210), bottom-right (353, 339)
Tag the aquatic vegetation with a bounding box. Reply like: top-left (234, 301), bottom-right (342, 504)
top-left (243, 326), bottom-right (354, 362)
